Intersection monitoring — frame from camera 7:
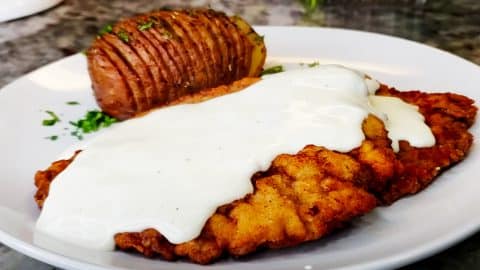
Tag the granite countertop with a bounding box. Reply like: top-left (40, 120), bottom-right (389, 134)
top-left (1, 0), bottom-right (479, 269)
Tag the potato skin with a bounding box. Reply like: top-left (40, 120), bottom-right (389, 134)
top-left (87, 9), bottom-right (266, 120)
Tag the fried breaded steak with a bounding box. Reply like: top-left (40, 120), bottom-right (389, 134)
top-left (377, 85), bottom-right (476, 203)
top-left (34, 85), bottom-right (476, 264)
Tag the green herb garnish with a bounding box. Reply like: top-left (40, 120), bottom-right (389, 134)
top-left (261, 65), bottom-right (284, 76)
top-left (70, 130), bottom-right (83, 140)
top-left (69, 110), bottom-right (118, 140)
top-left (302, 0), bottom-right (324, 14)
top-left (45, 135), bottom-right (59, 141)
top-left (138, 21), bottom-right (154, 31)
top-left (42, 111), bottom-right (60, 126)
top-left (161, 29), bottom-right (173, 39)
top-left (117, 30), bottom-right (130, 43)
top-left (66, 101), bottom-right (80, 105)
top-left (308, 61), bottom-right (320, 67)
top-left (98, 24), bottom-right (113, 36)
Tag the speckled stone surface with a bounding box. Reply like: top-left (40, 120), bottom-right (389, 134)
top-left (1, 0), bottom-right (479, 269)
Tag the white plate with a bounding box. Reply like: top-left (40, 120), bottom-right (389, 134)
top-left (0, 26), bottom-right (479, 270)
top-left (0, 0), bottom-right (63, 23)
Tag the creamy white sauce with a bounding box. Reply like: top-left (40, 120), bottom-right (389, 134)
top-left (369, 95), bottom-right (435, 151)
top-left (35, 65), bottom-right (435, 250)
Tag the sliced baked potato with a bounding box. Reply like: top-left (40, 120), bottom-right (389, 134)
top-left (87, 9), bottom-right (266, 120)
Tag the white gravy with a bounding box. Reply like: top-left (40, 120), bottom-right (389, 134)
top-left (35, 65), bottom-right (435, 250)
top-left (369, 95), bottom-right (435, 152)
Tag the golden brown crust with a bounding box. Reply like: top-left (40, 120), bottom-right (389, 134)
top-left (34, 151), bottom-right (80, 209)
top-left (167, 77), bottom-right (260, 106)
top-left (376, 85), bottom-right (476, 203)
top-left (88, 9), bottom-right (266, 120)
top-left (34, 140), bottom-right (378, 264)
top-left (34, 84), bottom-right (477, 264)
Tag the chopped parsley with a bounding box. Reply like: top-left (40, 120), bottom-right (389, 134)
top-left (98, 24), bottom-right (113, 36)
top-left (161, 29), bottom-right (173, 39)
top-left (299, 61), bottom-right (320, 67)
top-left (45, 135), bottom-right (59, 141)
top-left (70, 130), bottom-right (83, 140)
top-left (261, 65), bottom-right (284, 76)
top-left (69, 110), bottom-right (118, 140)
top-left (42, 111), bottom-right (60, 126)
top-left (117, 30), bottom-right (130, 43)
top-left (66, 101), bottom-right (80, 105)
top-left (138, 20), bottom-right (154, 31)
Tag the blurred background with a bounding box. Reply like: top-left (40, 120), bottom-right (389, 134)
top-left (0, 0), bottom-right (479, 87)
top-left (0, 0), bottom-right (479, 269)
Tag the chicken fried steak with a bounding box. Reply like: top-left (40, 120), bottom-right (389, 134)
top-left (34, 86), bottom-right (476, 264)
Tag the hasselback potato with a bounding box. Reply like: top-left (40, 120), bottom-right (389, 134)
top-left (87, 9), bottom-right (266, 120)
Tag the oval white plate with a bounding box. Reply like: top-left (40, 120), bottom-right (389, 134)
top-left (0, 27), bottom-right (479, 270)
top-left (0, 0), bottom-right (63, 23)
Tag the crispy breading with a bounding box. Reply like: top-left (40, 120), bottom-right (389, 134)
top-left (34, 151), bottom-right (79, 208)
top-left (34, 85), bottom-right (477, 264)
top-left (35, 128), bottom-right (379, 264)
top-left (377, 86), bottom-right (476, 203)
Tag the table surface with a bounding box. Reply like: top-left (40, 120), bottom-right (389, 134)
top-left (1, 0), bottom-right (479, 269)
